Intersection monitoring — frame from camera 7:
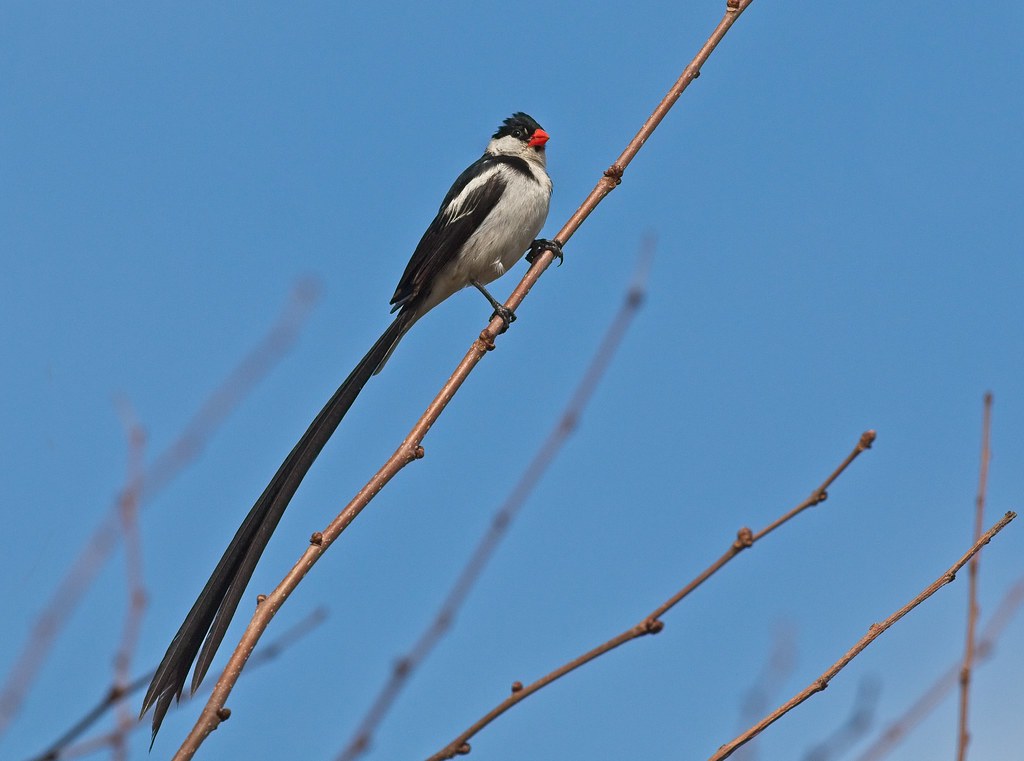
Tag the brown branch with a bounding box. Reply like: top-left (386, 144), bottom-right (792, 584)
top-left (334, 241), bottom-right (653, 761)
top-left (172, 3), bottom-right (757, 758)
top-left (0, 281), bottom-right (319, 740)
top-left (23, 608), bottom-right (327, 761)
top-left (424, 430), bottom-right (874, 761)
top-left (853, 576), bottom-right (1024, 761)
top-left (956, 391), bottom-right (992, 761)
top-left (709, 511), bottom-right (1017, 761)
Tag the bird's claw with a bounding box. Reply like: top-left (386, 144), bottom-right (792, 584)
top-left (527, 238), bottom-right (564, 266)
top-left (491, 304), bottom-right (517, 333)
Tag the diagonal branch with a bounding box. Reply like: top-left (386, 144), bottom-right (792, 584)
top-left (709, 511), bottom-right (1017, 761)
top-left (335, 241), bottom-right (653, 761)
top-left (171, 2), bottom-right (757, 758)
top-left (956, 391), bottom-right (992, 761)
top-left (23, 608), bottom-right (327, 761)
top-left (0, 280), bottom-right (319, 741)
top-left (852, 576), bottom-right (1024, 761)
top-left (424, 431), bottom-right (874, 761)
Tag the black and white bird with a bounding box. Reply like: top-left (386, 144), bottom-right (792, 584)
top-left (141, 112), bottom-right (557, 739)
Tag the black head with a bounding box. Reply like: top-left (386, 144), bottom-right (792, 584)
top-left (493, 112), bottom-right (545, 141)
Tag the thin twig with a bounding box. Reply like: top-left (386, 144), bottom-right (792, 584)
top-left (956, 392), bottom-right (992, 761)
top-left (172, 3), bottom-right (757, 758)
top-left (111, 405), bottom-right (149, 761)
top-left (335, 241), bottom-right (653, 761)
top-left (0, 281), bottom-right (318, 740)
top-left (853, 577), bottom-right (1024, 761)
top-left (23, 608), bottom-right (327, 761)
top-left (425, 431), bottom-right (874, 761)
top-left (709, 511), bottom-right (1017, 761)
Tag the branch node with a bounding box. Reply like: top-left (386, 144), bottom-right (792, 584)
top-left (216, 706), bottom-right (231, 722)
top-left (477, 331), bottom-right (496, 352)
top-left (692, 69), bottom-right (701, 79)
top-left (309, 531), bottom-right (324, 546)
top-left (603, 164), bottom-right (624, 186)
top-left (413, 445), bottom-right (426, 460)
top-left (456, 742), bottom-right (472, 755)
top-left (727, 0), bottom-right (741, 9)
top-left (859, 430), bottom-right (877, 449)
top-left (645, 618), bottom-right (665, 635)
top-left (735, 527), bottom-right (754, 548)
top-left (511, 681), bottom-right (524, 693)
top-left (814, 489), bottom-right (828, 505)
top-left (255, 594), bottom-right (267, 606)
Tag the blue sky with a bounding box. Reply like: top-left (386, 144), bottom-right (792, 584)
top-left (2, 2), bottom-right (1022, 760)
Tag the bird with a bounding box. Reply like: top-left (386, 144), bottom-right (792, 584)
top-left (140, 112), bottom-right (558, 741)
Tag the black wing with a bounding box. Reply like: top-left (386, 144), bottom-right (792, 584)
top-left (389, 154), bottom-right (510, 311)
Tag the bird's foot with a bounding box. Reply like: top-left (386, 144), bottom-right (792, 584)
top-left (526, 238), bottom-right (564, 266)
top-left (472, 279), bottom-right (517, 333)
top-left (491, 303), bottom-right (517, 333)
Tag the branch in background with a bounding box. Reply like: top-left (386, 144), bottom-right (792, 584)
top-left (956, 392), bottom-right (992, 761)
top-left (732, 623), bottom-right (799, 761)
top-left (799, 678), bottom-right (880, 761)
top-left (0, 279), bottom-right (319, 742)
top-left (23, 607), bottom-right (327, 761)
top-left (425, 431), bottom-right (875, 761)
top-left (173, 3), bottom-right (758, 758)
top-left (110, 404), bottom-right (149, 761)
top-left (709, 512), bottom-right (1017, 761)
top-left (852, 575), bottom-right (1024, 761)
top-left (335, 241), bottom-right (653, 761)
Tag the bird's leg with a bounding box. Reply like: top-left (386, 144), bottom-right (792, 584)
top-left (526, 238), bottom-right (564, 266)
top-left (471, 280), bottom-right (516, 332)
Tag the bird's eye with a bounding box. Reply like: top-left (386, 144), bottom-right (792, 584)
top-left (513, 128), bottom-right (525, 139)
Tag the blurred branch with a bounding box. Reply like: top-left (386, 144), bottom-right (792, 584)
top-left (733, 622), bottom-right (799, 761)
top-left (956, 392), bottom-right (992, 761)
top-left (709, 511), bottom-right (1017, 761)
top-left (799, 678), bottom-right (880, 761)
top-left (172, 2), bottom-right (757, 758)
top-left (0, 280), bottom-right (319, 741)
top-left (110, 405), bottom-right (149, 761)
top-left (852, 576), bottom-right (1024, 761)
top-left (335, 241), bottom-right (653, 761)
top-left (425, 431), bottom-right (874, 761)
top-left (23, 607), bottom-right (327, 761)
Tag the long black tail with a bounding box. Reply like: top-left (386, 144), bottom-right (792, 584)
top-left (141, 310), bottom-right (413, 741)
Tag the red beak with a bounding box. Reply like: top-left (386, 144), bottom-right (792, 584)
top-left (528, 128), bottom-right (550, 148)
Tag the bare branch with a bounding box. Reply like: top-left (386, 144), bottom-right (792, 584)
top-left (171, 3), bottom-right (757, 758)
top-left (956, 392), bottom-right (992, 761)
top-left (709, 511), bottom-right (1017, 761)
top-left (23, 608), bottom-right (327, 761)
top-left (0, 281), bottom-right (318, 740)
top-left (335, 241), bottom-right (652, 761)
top-left (425, 431), bottom-right (874, 761)
top-left (852, 578), bottom-right (1024, 761)
top-left (110, 405), bottom-right (149, 761)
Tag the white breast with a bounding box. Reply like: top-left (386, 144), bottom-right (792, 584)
top-left (421, 162), bottom-right (552, 314)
